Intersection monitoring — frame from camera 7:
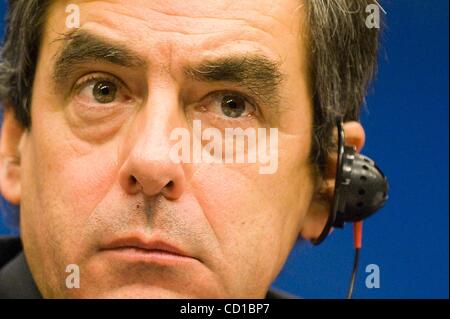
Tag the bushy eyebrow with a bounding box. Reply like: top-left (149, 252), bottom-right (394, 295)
top-left (52, 30), bottom-right (147, 84)
top-left (184, 55), bottom-right (285, 106)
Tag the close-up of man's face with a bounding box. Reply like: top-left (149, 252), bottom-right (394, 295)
top-left (1, 0), bottom-right (448, 304)
top-left (0, 0), bottom-right (373, 299)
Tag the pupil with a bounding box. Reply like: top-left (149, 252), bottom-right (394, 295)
top-left (222, 95), bottom-right (245, 118)
top-left (100, 85), bottom-right (110, 95)
top-left (228, 100), bottom-right (237, 108)
top-left (93, 81), bottom-right (117, 103)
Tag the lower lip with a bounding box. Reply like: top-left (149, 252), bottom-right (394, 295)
top-left (101, 247), bottom-right (196, 265)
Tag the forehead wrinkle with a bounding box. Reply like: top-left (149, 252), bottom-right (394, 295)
top-left (73, 0), bottom-right (285, 49)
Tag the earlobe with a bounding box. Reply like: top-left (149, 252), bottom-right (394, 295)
top-left (0, 107), bottom-right (25, 205)
top-left (300, 121), bottom-right (366, 242)
top-left (0, 155), bottom-right (21, 205)
top-left (300, 197), bottom-right (331, 241)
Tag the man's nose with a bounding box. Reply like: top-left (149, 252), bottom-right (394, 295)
top-left (118, 95), bottom-right (186, 200)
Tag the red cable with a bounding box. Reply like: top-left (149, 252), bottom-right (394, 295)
top-left (353, 221), bottom-right (363, 249)
top-left (347, 221), bottom-right (363, 299)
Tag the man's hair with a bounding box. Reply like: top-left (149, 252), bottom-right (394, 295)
top-left (306, 0), bottom-right (380, 173)
top-left (0, 0), bottom-right (381, 174)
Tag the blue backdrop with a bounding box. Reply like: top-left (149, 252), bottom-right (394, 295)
top-left (0, 0), bottom-right (448, 298)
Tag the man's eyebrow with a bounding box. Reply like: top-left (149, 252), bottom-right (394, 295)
top-left (52, 30), bottom-right (147, 83)
top-left (184, 55), bottom-right (285, 105)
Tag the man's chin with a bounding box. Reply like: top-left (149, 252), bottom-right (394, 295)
top-left (54, 256), bottom-right (227, 298)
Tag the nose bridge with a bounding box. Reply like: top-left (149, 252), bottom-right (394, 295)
top-left (130, 81), bottom-right (181, 158)
top-left (138, 99), bottom-right (176, 160)
top-left (118, 84), bottom-right (186, 200)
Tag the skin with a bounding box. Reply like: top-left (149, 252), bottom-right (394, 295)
top-left (0, 0), bottom-right (365, 298)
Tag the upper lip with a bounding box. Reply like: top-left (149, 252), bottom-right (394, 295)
top-left (100, 235), bottom-right (193, 259)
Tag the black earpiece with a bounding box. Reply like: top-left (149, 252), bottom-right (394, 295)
top-left (313, 117), bottom-right (389, 245)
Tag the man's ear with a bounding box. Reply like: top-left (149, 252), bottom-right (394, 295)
top-left (300, 121), bottom-right (366, 241)
top-left (0, 106), bottom-right (26, 205)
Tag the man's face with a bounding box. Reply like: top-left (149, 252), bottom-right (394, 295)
top-left (17, 0), bottom-right (316, 298)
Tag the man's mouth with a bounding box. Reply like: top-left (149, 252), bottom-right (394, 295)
top-left (99, 235), bottom-right (198, 265)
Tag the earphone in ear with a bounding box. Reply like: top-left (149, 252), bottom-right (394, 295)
top-left (312, 117), bottom-right (389, 245)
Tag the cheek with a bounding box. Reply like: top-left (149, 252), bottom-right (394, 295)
top-left (189, 141), bottom-right (313, 283)
top-left (31, 106), bottom-right (119, 218)
top-left (192, 165), bottom-right (279, 245)
top-left (53, 146), bottom-right (118, 215)
top-left (188, 129), bottom-right (313, 278)
top-left (21, 105), bottom-right (120, 257)
top-left (189, 165), bottom-right (279, 294)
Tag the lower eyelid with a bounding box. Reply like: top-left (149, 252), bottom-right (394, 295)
top-left (206, 106), bottom-right (257, 123)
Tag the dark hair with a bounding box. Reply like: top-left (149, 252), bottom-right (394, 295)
top-left (0, 0), bottom-right (381, 174)
top-left (0, 0), bottom-right (51, 126)
top-left (306, 0), bottom-right (381, 173)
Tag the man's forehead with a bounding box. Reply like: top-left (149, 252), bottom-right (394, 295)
top-left (55, 0), bottom-right (301, 19)
top-left (44, 0), bottom-right (304, 58)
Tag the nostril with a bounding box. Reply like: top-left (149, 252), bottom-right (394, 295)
top-left (122, 175), bottom-right (143, 194)
top-left (129, 175), bottom-right (137, 185)
top-left (166, 181), bottom-right (174, 189)
top-left (161, 180), bottom-right (183, 200)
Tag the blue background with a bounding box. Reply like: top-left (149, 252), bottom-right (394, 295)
top-left (0, 0), bottom-right (448, 298)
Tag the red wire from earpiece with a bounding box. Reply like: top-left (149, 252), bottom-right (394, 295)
top-left (347, 221), bottom-right (364, 299)
top-left (353, 221), bottom-right (363, 249)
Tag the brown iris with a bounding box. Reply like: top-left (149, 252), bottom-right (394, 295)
top-left (92, 81), bottom-right (117, 104)
top-left (221, 95), bottom-right (246, 118)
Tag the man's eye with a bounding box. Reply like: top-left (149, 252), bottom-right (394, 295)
top-left (205, 93), bottom-right (255, 119)
top-left (92, 81), bottom-right (117, 103)
top-left (74, 76), bottom-right (127, 106)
